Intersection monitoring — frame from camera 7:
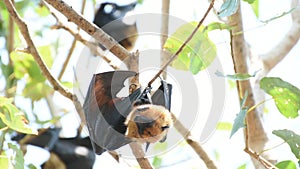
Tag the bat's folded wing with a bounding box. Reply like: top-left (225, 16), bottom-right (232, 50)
top-left (152, 80), bottom-right (172, 110)
top-left (83, 71), bottom-right (140, 155)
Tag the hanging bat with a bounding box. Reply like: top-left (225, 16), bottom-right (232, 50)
top-left (83, 71), bottom-right (173, 155)
top-left (125, 80), bottom-right (173, 150)
top-left (93, 2), bottom-right (138, 51)
top-left (83, 71), bottom-right (141, 155)
top-left (13, 128), bottom-right (95, 169)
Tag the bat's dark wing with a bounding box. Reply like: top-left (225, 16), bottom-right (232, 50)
top-left (52, 137), bottom-right (95, 169)
top-left (12, 128), bottom-right (61, 150)
top-left (83, 71), bottom-right (141, 155)
top-left (151, 80), bottom-right (172, 143)
top-left (152, 80), bottom-right (172, 110)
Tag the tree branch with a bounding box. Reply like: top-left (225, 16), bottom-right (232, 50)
top-left (129, 142), bottom-right (153, 169)
top-left (3, 0), bottom-right (86, 128)
top-left (228, 4), bottom-right (273, 169)
top-left (172, 114), bottom-right (217, 169)
top-left (44, 0), bottom-right (133, 62)
top-left (7, 0), bottom-right (14, 54)
top-left (148, 0), bottom-right (215, 87)
top-left (160, 0), bottom-right (170, 79)
top-left (41, 0), bottom-right (118, 70)
top-left (261, 0), bottom-right (300, 72)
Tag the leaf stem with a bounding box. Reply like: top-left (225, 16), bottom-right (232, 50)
top-left (247, 98), bottom-right (273, 114)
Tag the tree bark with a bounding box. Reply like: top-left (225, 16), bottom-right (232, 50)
top-left (228, 5), bottom-right (269, 169)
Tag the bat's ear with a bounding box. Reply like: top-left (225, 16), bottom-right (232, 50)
top-left (132, 98), bottom-right (151, 107)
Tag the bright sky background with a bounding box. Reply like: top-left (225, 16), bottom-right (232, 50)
top-left (8, 0), bottom-right (300, 168)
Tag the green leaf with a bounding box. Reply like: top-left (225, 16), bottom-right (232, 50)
top-left (216, 122), bottom-right (232, 131)
top-left (273, 129), bottom-right (300, 161)
top-left (218, 0), bottom-right (239, 17)
top-left (8, 143), bottom-right (24, 169)
top-left (0, 151), bottom-right (12, 169)
top-left (61, 81), bottom-right (75, 89)
top-left (230, 91), bottom-right (248, 138)
top-left (215, 70), bottom-right (260, 81)
top-left (153, 142), bottom-right (168, 152)
top-left (260, 77), bottom-right (300, 118)
top-left (0, 97), bottom-right (38, 135)
top-left (0, 58), bottom-right (17, 95)
top-left (152, 156), bottom-right (162, 168)
top-left (276, 160), bottom-right (297, 169)
top-left (27, 164), bottom-right (38, 169)
top-left (137, 0), bottom-right (144, 4)
top-left (35, 5), bottom-right (50, 17)
top-left (38, 45), bottom-right (53, 68)
top-left (205, 22), bottom-right (231, 32)
top-left (23, 81), bottom-right (53, 101)
top-left (164, 22), bottom-right (217, 74)
top-left (250, 0), bottom-right (259, 17)
top-left (237, 163), bottom-right (247, 169)
top-left (10, 51), bottom-right (45, 82)
top-left (242, 0), bottom-right (255, 4)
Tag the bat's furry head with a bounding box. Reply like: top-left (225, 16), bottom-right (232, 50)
top-left (125, 104), bottom-right (173, 143)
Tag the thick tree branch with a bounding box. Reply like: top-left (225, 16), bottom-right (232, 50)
top-left (228, 4), bottom-right (273, 169)
top-left (41, 1), bottom-right (118, 70)
top-left (261, 0), bottom-right (300, 72)
top-left (129, 142), bottom-right (153, 169)
top-left (253, 0), bottom-right (300, 120)
top-left (127, 50), bottom-right (153, 169)
top-left (44, 0), bottom-right (133, 62)
top-left (3, 0), bottom-right (86, 127)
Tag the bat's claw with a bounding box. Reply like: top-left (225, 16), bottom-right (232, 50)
top-left (145, 142), bottom-right (150, 152)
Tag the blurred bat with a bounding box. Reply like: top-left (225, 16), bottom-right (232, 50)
top-left (83, 71), bottom-right (173, 155)
top-left (93, 2), bottom-right (138, 51)
top-left (13, 128), bottom-right (95, 169)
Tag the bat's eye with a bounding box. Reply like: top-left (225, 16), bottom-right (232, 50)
top-left (161, 126), bottom-right (169, 131)
top-left (147, 131), bottom-right (153, 137)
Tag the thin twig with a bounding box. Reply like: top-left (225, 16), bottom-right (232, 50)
top-left (58, 41), bottom-right (76, 80)
top-left (261, 0), bottom-right (300, 72)
top-left (3, 0), bottom-right (86, 128)
top-left (57, 0), bottom-right (86, 80)
top-left (244, 148), bottom-right (278, 169)
top-left (148, 0), bottom-right (215, 87)
top-left (160, 0), bottom-right (170, 79)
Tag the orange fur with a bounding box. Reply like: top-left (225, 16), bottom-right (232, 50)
top-left (125, 104), bottom-right (173, 143)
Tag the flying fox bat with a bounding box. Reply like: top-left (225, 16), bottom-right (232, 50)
top-left (83, 71), bottom-right (173, 155)
top-left (13, 128), bottom-right (95, 169)
top-left (93, 2), bottom-right (138, 51)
